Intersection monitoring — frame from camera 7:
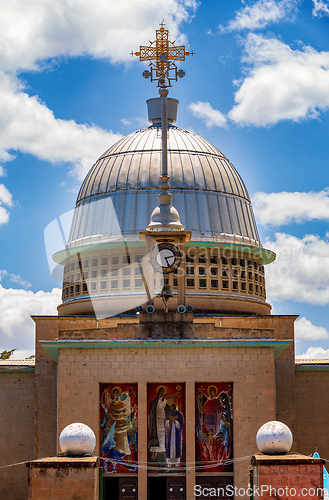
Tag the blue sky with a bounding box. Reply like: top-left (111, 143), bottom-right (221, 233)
top-left (0, 0), bottom-right (329, 358)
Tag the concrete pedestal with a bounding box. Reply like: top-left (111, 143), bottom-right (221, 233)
top-left (251, 454), bottom-right (325, 500)
top-left (27, 457), bottom-right (99, 500)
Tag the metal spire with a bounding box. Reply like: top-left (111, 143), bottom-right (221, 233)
top-left (132, 23), bottom-right (193, 232)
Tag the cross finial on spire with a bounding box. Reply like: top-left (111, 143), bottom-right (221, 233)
top-left (131, 22), bottom-right (193, 87)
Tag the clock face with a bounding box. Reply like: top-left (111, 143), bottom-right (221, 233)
top-left (150, 242), bottom-right (182, 274)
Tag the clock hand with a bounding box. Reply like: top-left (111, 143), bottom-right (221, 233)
top-left (165, 255), bottom-right (173, 267)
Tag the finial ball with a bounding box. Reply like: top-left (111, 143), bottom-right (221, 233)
top-left (59, 423), bottom-right (96, 456)
top-left (256, 421), bottom-right (293, 455)
top-left (159, 87), bottom-right (169, 96)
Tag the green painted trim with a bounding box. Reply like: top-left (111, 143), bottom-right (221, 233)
top-left (40, 338), bottom-right (292, 364)
top-left (53, 241), bottom-right (146, 265)
top-left (185, 241), bottom-right (276, 265)
top-left (53, 240), bottom-right (275, 266)
top-left (249, 470), bottom-right (254, 500)
top-left (0, 366), bottom-right (35, 373)
top-left (99, 467), bottom-right (103, 500)
top-left (295, 364), bottom-right (329, 372)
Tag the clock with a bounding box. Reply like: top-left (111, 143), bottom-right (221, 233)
top-left (150, 242), bottom-right (182, 274)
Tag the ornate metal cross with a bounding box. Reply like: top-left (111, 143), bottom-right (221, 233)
top-left (132, 21), bottom-right (193, 87)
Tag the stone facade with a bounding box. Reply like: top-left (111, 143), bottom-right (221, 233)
top-left (295, 367), bottom-right (329, 458)
top-left (1, 314), bottom-right (328, 500)
top-left (34, 313), bottom-right (287, 499)
top-left (0, 367), bottom-right (35, 500)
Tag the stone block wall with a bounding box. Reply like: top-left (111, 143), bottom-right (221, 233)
top-left (33, 317), bottom-right (59, 459)
top-left (57, 345), bottom-right (276, 499)
top-left (295, 370), bottom-right (329, 459)
top-left (0, 371), bottom-right (35, 500)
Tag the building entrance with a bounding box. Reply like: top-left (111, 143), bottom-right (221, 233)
top-left (148, 476), bottom-right (186, 500)
top-left (103, 477), bottom-right (138, 500)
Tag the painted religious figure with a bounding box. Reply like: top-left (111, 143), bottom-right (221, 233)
top-left (148, 383), bottom-right (185, 469)
top-left (195, 383), bottom-right (233, 472)
top-left (164, 403), bottom-right (184, 467)
top-left (100, 383), bottom-right (138, 473)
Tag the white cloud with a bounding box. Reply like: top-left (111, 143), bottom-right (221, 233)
top-left (296, 346), bottom-right (329, 359)
top-left (0, 0), bottom-right (197, 72)
top-left (295, 317), bottom-right (329, 341)
top-left (0, 270), bottom-right (31, 288)
top-left (0, 285), bottom-right (61, 352)
top-left (265, 232), bottom-right (329, 305)
top-left (11, 349), bottom-right (35, 360)
top-left (9, 274), bottom-right (32, 288)
top-left (312, 0), bottom-right (329, 16)
top-left (0, 206), bottom-right (10, 225)
top-left (121, 117), bottom-right (148, 129)
top-left (0, 270), bottom-right (8, 281)
top-left (0, 73), bottom-right (123, 180)
top-left (0, 183), bottom-right (13, 207)
top-left (253, 188), bottom-right (329, 226)
top-left (121, 119), bottom-right (133, 127)
top-left (0, 1), bottom-right (198, 181)
top-left (188, 101), bottom-right (227, 128)
top-left (0, 182), bottom-right (13, 225)
top-left (220, 0), bottom-right (298, 32)
top-left (229, 34), bottom-right (329, 126)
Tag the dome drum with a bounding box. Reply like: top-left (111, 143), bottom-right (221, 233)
top-left (58, 245), bottom-right (271, 316)
top-left (58, 294), bottom-right (271, 316)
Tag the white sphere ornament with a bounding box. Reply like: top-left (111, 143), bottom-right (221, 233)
top-left (256, 421), bottom-right (293, 455)
top-left (59, 423), bottom-right (96, 456)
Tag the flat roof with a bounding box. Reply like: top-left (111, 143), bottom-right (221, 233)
top-left (295, 358), bottom-right (329, 371)
top-left (0, 359), bottom-right (35, 373)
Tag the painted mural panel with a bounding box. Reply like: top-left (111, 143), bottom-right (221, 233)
top-left (195, 383), bottom-right (233, 472)
top-left (147, 383), bottom-right (185, 471)
top-left (100, 383), bottom-right (138, 473)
